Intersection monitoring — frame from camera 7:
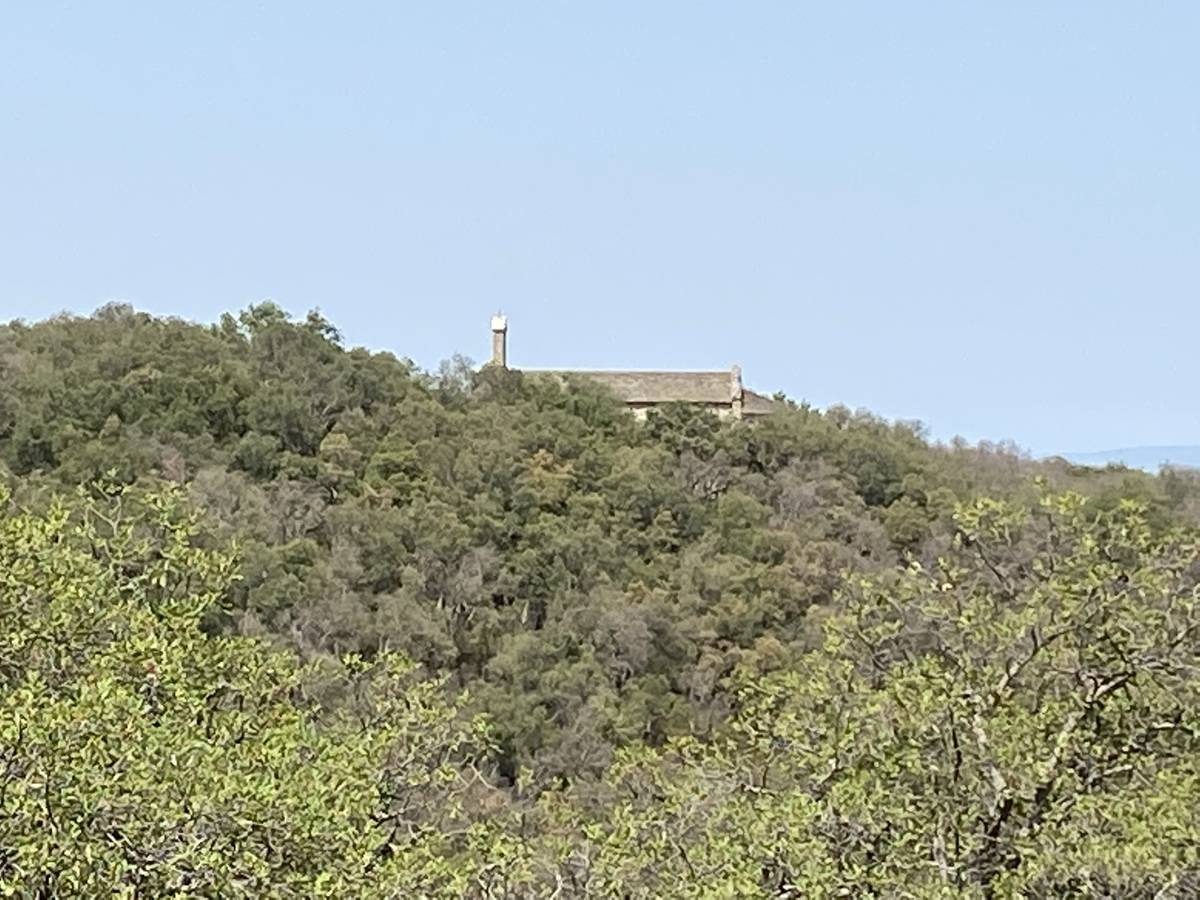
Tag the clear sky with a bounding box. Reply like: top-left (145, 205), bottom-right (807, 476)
top-left (2, 3), bottom-right (1197, 456)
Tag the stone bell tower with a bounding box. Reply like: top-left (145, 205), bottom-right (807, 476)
top-left (490, 314), bottom-right (508, 368)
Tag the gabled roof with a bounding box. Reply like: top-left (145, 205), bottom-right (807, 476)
top-left (539, 370), bottom-right (738, 405)
top-left (742, 389), bottom-right (776, 416)
top-left (531, 369), bottom-right (777, 415)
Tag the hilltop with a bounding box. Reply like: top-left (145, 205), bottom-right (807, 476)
top-left (2, 304), bottom-right (1198, 894)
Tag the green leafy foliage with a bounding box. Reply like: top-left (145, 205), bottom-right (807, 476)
top-left (2, 306), bottom-right (1198, 896)
top-left (0, 485), bottom-right (500, 896)
top-left (537, 493), bottom-right (1200, 896)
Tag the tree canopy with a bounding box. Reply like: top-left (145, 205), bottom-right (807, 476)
top-left (0, 305), bottom-right (1196, 896)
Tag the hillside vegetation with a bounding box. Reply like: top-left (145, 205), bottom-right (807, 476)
top-left (1, 304), bottom-right (1197, 897)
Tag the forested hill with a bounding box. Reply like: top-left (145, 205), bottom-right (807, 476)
top-left (0, 302), bottom-right (1190, 775)
top-left (2, 304), bottom-right (1198, 895)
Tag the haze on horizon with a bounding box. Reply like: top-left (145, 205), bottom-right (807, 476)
top-left (2, 2), bottom-right (1197, 457)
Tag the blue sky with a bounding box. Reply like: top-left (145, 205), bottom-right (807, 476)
top-left (2, 2), bottom-right (1197, 456)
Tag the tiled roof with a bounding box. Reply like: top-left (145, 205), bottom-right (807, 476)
top-left (742, 389), bottom-right (776, 416)
top-left (531, 369), bottom-right (776, 415)
top-left (539, 370), bottom-right (736, 404)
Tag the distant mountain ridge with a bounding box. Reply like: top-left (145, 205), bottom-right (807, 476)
top-left (1055, 446), bottom-right (1200, 472)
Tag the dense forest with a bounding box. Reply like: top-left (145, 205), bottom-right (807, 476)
top-left (1, 304), bottom-right (1197, 897)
